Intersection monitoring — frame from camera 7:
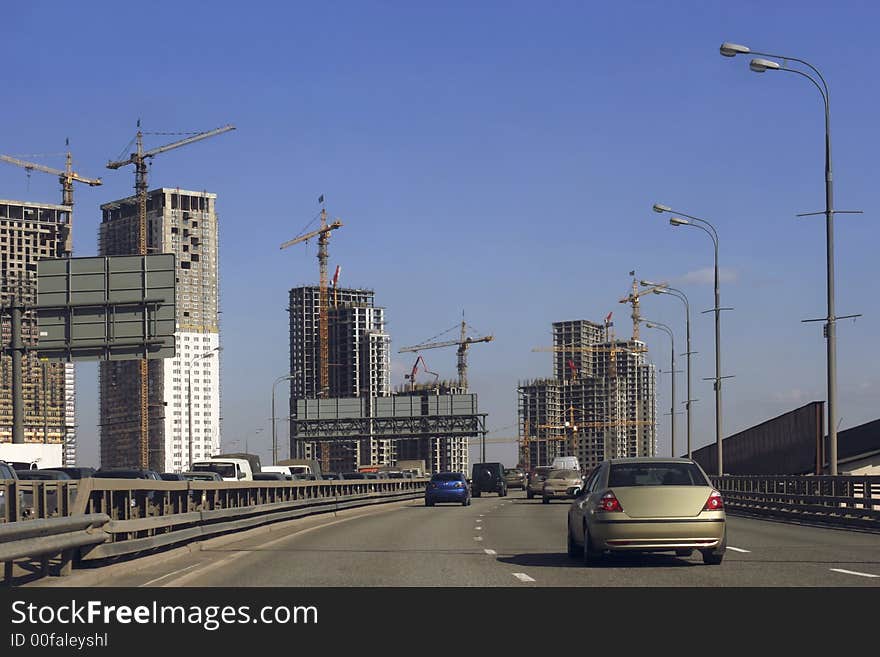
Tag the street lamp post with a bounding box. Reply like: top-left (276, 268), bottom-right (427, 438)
top-left (653, 204), bottom-right (727, 475)
top-left (719, 42), bottom-right (859, 475)
top-left (188, 347), bottom-right (220, 471)
top-left (644, 320), bottom-right (676, 458)
top-left (642, 281), bottom-right (694, 458)
top-left (272, 373), bottom-right (297, 466)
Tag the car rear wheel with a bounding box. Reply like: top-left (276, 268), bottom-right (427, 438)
top-left (527, 490), bottom-right (534, 499)
top-left (425, 499), bottom-right (434, 507)
top-left (473, 490), bottom-right (481, 498)
top-left (567, 523), bottom-right (579, 559)
top-left (582, 525), bottom-right (601, 566)
top-left (701, 550), bottom-right (723, 565)
top-left (542, 496), bottom-right (549, 504)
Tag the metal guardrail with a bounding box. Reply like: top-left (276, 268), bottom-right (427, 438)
top-left (713, 475), bottom-right (880, 530)
top-left (1, 478), bottom-right (428, 582)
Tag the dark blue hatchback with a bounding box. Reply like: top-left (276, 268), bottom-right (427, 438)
top-left (425, 472), bottom-right (470, 507)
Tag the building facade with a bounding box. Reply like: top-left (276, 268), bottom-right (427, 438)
top-left (0, 199), bottom-right (77, 465)
top-left (99, 188), bottom-right (220, 472)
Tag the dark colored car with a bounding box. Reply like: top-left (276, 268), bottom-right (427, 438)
top-left (425, 472), bottom-right (470, 507)
top-left (342, 472), bottom-right (367, 480)
top-left (322, 472), bottom-right (345, 480)
top-left (253, 472), bottom-right (287, 481)
top-left (92, 469), bottom-right (162, 480)
top-left (160, 473), bottom-right (187, 481)
top-left (50, 467), bottom-right (95, 479)
top-left (471, 462), bottom-right (507, 498)
top-left (15, 470), bottom-right (72, 480)
top-left (503, 468), bottom-right (526, 490)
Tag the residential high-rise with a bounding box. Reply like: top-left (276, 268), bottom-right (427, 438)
top-left (0, 199), bottom-right (77, 464)
top-left (288, 286), bottom-right (391, 471)
top-left (99, 189), bottom-right (220, 472)
top-left (519, 319), bottom-right (656, 471)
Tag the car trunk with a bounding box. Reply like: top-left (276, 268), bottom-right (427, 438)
top-left (610, 486), bottom-right (711, 518)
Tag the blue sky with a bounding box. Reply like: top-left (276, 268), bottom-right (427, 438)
top-left (3, 1), bottom-right (878, 468)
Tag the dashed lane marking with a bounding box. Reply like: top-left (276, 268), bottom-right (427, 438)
top-left (727, 546), bottom-right (751, 553)
top-left (830, 568), bottom-right (879, 579)
top-left (512, 573), bottom-right (535, 583)
top-left (473, 536), bottom-right (483, 542)
top-left (484, 549), bottom-right (497, 556)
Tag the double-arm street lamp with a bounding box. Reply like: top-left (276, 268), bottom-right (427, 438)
top-left (643, 319), bottom-right (676, 458)
top-left (642, 281), bottom-right (695, 458)
top-left (188, 346), bottom-right (220, 470)
top-left (652, 204), bottom-right (728, 474)
top-left (719, 42), bottom-right (859, 475)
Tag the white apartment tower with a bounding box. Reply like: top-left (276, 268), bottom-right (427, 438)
top-left (99, 189), bottom-right (220, 472)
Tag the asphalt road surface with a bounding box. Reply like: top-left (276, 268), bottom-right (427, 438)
top-left (65, 491), bottom-right (880, 587)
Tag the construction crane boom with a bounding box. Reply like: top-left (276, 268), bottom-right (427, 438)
top-left (0, 149), bottom-right (102, 207)
top-left (280, 204), bottom-right (343, 399)
top-left (106, 121), bottom-right (235, 469)
top-left (398, 320), bottom-right (493, 391)
top-left (106, 125), bottom-right (236, 169)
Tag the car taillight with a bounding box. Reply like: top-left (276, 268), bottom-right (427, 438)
top-left (703, 490), bottom-right (724, 511)
top-left (598, 491), bottom-right (623, 513)
top-left (454, 482), bottom-right (464, 488)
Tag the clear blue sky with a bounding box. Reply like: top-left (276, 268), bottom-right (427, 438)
top-left (3, 1), bottom-right (878, 468)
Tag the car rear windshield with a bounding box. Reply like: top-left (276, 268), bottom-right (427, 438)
top-left (192, 463), bottom-right (236, 478)
top-left (549, 469), bottom-right (580, 479)
top-left (608, 463), bottom-right (708, 487)
top-left (432, 473), bottom-right (463, 482)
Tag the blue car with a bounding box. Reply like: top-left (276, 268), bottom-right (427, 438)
top-left (425, 472), bottom-right (470, 507)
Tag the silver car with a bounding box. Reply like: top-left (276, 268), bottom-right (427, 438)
top-left (567, 457), bottom-right (726, 565)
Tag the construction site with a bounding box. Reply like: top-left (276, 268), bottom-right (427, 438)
top-left (284, 203), bottom-right (489, 475)
top-left (517, 288), bottom-right (659, 472)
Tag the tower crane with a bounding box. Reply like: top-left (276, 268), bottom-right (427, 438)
top-left (0, 144), bottom-right (102, 207)
top-left (106, 122), bottom-right (236, 469)
top-left (619, 272), bottom-right (668, 341)
top-left (280, 199), bottom-right (343, 399)
top-left (399, 319), bottom-right (493, 391)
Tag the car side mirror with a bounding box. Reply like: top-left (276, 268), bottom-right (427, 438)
top-left (238, 472), bottom-right (246, 479)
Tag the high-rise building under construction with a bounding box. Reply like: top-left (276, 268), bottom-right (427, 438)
top-left (288, 286), bottom-right (391, 471)
top-left (0, 198), bottom-right (77, 463)
top-left (519, 319), bottom-right (656, 471)
top-left (99, 188), bottom-right (220, 471)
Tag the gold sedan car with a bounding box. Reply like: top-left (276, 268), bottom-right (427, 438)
top-left (542, 469), bottom-right (583, 503)
top-left (566, 457), bottom-right (726, 565)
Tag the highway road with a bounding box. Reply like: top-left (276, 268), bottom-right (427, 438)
top-left (49, 491), bottom-right (880, 587)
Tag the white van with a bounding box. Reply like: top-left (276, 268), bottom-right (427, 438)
top-left (190, 458), bottom-right (253, 481)
top-left (551, 456), bottom-right (581, 473)
top-left (260, 465), bottom-right (294, 479)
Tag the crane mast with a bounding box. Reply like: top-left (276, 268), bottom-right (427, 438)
top-left (280, 204), bottom-right (343, 399)
top-left (0, 146), bottom-right (102, 207)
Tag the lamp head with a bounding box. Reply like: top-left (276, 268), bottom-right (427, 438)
top-left (750, 57), bottom-right (780, 73)
top-left (720, 42), bottom-right (750, 57)
top-left (645, 322), bottom-right (656, 329)
top-left (669, 217), bottom-right (690, 226)
top-left (652, 203), bottom-right (671, 214)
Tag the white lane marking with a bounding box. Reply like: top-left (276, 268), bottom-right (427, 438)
top-left (140, 562), bottom-right (201, 587)
top-left (830, 568), bottom-right (880, 579)
top-left (512, 572), bottom-right (535, 583)
top-left (473, 536), bottom-right (483, 541)
top-left (474, 527), bottom-right (481, 531)
top-left (479, 514), bottom-right (485, 517)
top-left (727, 546), bottom-right (751, 553)
top-left (484, 549), bottom-right (497, 556)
